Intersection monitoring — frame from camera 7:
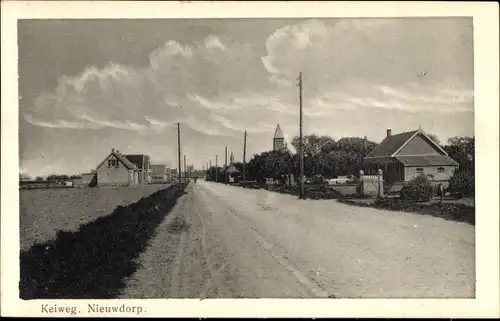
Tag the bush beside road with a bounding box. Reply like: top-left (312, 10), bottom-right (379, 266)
top-left (338, 196), bottom-right (475, 226)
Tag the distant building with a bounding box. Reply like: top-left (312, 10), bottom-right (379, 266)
top-left (273, 124), bottom-right (286, 152)
top-left (167, 168), bottom-right (178, 181)
top-left (151, 165), bottom-right (167, 183)
top-left (364, 128), bottom-right (459, 185)
top-left (73, 172), bottom-right (97, 188)
top-left (125, 154), bottom-right (152, 184)
top-left (96, 149), bottom-right (139, 186)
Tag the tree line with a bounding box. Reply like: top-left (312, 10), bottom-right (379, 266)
top-left (205, 134), bottom-right (475, 185)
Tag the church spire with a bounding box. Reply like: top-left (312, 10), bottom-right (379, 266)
top-left (274, 124), bottom-right (284, 139)
top-left (273, 124), bottom-right (285, 151)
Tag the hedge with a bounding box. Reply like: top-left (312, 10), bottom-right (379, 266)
top-left (399, 175), bottom-right (434, 202)
top-left (448, 170), bottom-right (474, 197)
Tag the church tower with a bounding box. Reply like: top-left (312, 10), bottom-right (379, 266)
top-left (273, 124), bottom-right (285, 151)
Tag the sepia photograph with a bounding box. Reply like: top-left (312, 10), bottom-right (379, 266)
top-left (2, 1), bottom-right (499, 318)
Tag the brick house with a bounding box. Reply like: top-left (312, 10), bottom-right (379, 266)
top-left (124, 154), bottom-right (152, 184)
top-left (96, 149), bottom-right (139, 186)
top-left (364, 128), bottom-right (459, 185)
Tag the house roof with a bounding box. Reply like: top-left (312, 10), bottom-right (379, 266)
top-left (274, 124), bottom-right (284, 139)
top-left (125, 155), bottom-right (146, 168)
top-left (365, 130), bottom-right (418, 157)
top-left (96, 151), bottom-right (137, 170)
top-left (226, 164), bottom-right (241, 174)
top-left (395, 155), bottom-right (459, 167)
top-left (219, 164), bottom-right (241, 174)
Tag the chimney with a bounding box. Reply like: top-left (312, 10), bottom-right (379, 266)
top-left (111, 148), bottom-right (115, 153)
top-left (386, 128), bottom-right (392, 138)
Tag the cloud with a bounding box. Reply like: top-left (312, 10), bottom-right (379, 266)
top-left (262, 18), bottom-right (473, 94)
top-left (377, 85), bottom-right (474, 107)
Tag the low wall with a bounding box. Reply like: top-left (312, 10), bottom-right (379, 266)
top-left (330, 184), bottom-right (359, 196)
top-left (20, 181), bottom-right (66, 190)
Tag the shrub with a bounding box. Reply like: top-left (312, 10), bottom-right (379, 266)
top-left (399, 175), bottom-right (434, 202)
top-left (448, 170), bottom-right (474, 197)
top-left (312, 174), bottom-right (325, 184)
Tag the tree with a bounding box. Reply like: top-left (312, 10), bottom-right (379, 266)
top-left (246, 150), bottom-right (295, 183)
top-left (426, 133), bottom-right (441, 146)
top-left (443, 136), bottom-right (474, 172)
top-left (291, 134), bottom-right (335, 154)
top-left (335, 137), bottom-right (377, 156)
top-left (287, 135), bottom-right (378, 178)
top-left (46, 174), bottom-right (69, 181)
top-left (35, 176), bottom-right (44, 181)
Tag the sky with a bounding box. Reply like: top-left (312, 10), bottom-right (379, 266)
top-left (18, 18), bottom-right (474, 177)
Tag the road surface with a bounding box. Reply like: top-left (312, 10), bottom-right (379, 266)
top-left (121, 180), bottom-right (475, 299)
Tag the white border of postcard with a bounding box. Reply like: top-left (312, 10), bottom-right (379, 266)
top-left (1, 1), bottom-right (499, 318)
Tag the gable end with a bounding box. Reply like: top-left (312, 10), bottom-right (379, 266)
top-left (395, 133), bottom-right (445, 156)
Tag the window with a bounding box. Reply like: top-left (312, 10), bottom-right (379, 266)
top-left (108, 159), bottom-right (119, 168)
top-left (416, 168), bottom-right (424, 174)
top-left (437, 167), bottom-right (445, 172)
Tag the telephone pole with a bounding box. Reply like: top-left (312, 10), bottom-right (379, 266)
top-left (209, 160), bottom-right (212, 181)
top-left (225, 146), bottom-right (228, 184)
top-left (177, 122), bottom-right (182, 187)
top-left (243, 130), bottom-right (247, 181)
top-left (298, 72), bottom-right (305, 199)
top-left (215, 155), bottom-right (219, 182)
top-left (183, 154), bottom-right (187, 183)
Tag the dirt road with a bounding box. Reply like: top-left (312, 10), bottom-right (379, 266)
top-left (121, 181), bottom-right (475, 298)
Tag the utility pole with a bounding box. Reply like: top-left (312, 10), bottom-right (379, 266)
top-left (177, 122), bottom-right (182, 187)
top-left (243, 130), bottom-right (247, 181)
top-left (215, 155), bottom-right (218, 182)
top-left (297, 72), bottom-right (305, 199)
top-left (209, 160), bottom-right (212, 181)
top-left (225, 146), bottom-right (228, 184)
top-left (184, 154), bottom-right (186, 183)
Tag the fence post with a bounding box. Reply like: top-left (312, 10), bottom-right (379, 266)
top-left (359, 169), bottom-right (364, 197)
top-left (377, 169), bottom-right (384, 198)
top-left (439, 183), bottom-right (444, 206)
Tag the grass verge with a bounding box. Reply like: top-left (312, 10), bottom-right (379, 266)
top-left (20, 184), bottom-right (186, 299)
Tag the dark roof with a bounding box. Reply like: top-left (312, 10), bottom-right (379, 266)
top-left (96, 151), bottom-right (137, 170)
top-left (365, 130), bottom-right (418, 157)
top-left (116, 153), bottom-right (137, 169)
top-left (125, 155), bottom-right (145, 168)
top-left (226, 164), bottom-right (241, 174)
top-left (395, 155), bottom-right (459, 167)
